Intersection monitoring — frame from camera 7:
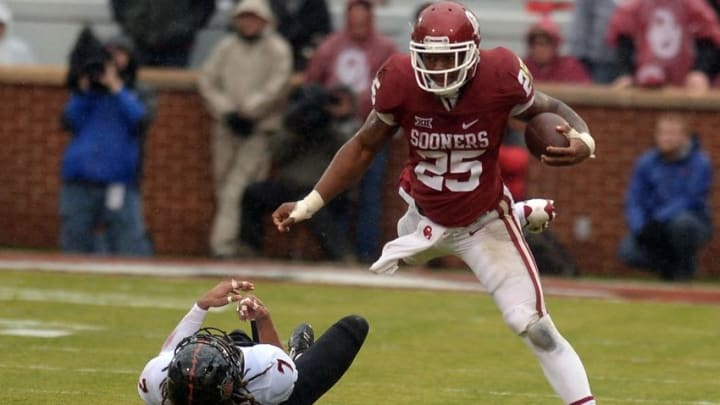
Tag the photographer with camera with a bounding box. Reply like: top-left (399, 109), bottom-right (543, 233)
top-left (237, 84), bottom-right (359, 261)
top-left (58, 27), bottom-right (152, 256)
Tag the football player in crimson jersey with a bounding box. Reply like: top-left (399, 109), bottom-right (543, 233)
top-left (272, 2), bottom-right (596, 404)
top-left (138, 278), bottom-right (368, 405)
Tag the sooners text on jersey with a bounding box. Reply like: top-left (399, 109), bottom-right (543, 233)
top-left (374, 48), bottom-right (534, 226)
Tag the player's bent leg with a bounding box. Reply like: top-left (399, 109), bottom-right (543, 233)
top-left (459, 199), bottom-right (593, 404)
top-left (504, 307), bottom-right (595, 405)
top-left (467, 220), bottom-right (593, 404)
top-left (283, 315), bottom-right (369, 405)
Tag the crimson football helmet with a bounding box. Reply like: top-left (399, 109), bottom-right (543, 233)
top-left (410, 1), bottom-right (481, 96)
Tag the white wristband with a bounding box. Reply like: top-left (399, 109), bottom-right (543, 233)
top-left (289, 190), bottom-right (325, 221)
top-left (566, 128), bottom-right (596, 158)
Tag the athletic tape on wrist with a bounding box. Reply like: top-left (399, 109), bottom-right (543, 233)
top-left (566, 128), bottom-right (596, 158)
top-left (289, 190), bottom-right (325, 221)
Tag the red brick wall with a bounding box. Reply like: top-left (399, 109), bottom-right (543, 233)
top-left (140, 90), bottom-right (215, 255)
top-left (0, 84), bottom-right (68, 248)
top-left (1, 71), bottom-right (719, 277)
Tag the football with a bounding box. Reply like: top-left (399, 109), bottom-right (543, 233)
top-left (524, 112), bottom-right (570, 160)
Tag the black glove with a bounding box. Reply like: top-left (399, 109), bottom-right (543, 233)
top-left (224, 112), bottom-right (254, 138)
top-left (636, 220), bottom-right (667, 248)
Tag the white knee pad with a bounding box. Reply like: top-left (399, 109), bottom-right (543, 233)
top-left (503, 306), bottom-right (559, 352)
top-left (526, 316), bottom-right (560, 352)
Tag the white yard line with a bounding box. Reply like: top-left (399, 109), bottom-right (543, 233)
top-left (0, 362), bottom-right (137, 375)
top-left (0, 285), bottom-right (191, 309)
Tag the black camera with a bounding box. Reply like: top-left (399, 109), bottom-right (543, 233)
top-left (66, 26), bottom-right (112, 91)
top-left (284, 84), bottom-right (336, 135)
top-left (80, 58), bottom-right (108, 86)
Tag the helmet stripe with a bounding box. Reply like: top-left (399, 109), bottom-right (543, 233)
top-left (187, 343), bottom-right (204, 405)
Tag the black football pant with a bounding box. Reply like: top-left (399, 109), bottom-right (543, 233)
top-left (282, 315), bottom-right (369, 405)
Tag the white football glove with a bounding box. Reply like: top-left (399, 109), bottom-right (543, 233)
top-left (519, 199), bottom-right (556, 233)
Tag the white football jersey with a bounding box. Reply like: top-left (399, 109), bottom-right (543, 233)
top-left (239, 345), bottom-right (298, 404)
top-left (137, 351), bottom-right (173, 405)
top-left (138, 344), bottom-right (297, 405)
top-left (137, 304), bottom-right (297, 405)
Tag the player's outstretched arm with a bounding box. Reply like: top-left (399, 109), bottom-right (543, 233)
top-left (273, 110), bottom-right (397, 232)
top-left (236, 295), bottom-right (284, 349)
top-left (196, 279), bottom-right (254, 310)
top-left (515, 91), bottom-right (595, 166)
top-left (158, 279), bottom-right (254, 354)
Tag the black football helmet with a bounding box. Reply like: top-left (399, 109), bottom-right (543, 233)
top-left (165, 328), bottom-right (253, 405)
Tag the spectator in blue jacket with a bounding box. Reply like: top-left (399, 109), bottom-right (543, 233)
top-left (618, 113), bottom-right (713, 281)
top-left (59, 29), bottom-right (152, 256)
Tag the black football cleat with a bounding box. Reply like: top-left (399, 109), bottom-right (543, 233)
top-left (287, 322), bottom-right (314, 361)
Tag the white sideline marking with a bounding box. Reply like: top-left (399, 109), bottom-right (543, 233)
top-left (543, 286), bottom-right (615, 299)
top-left (0, 259), bottom-right (484, 292)
top-left (0, 258), bottom-right (625, 301)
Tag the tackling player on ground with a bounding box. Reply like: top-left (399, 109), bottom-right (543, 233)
top-left (138, 278), bottom-right (368, 405)
top-left (272, 2), bottom-right (596, 404)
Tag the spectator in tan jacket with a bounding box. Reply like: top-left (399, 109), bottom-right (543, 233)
top-left (198, 0), bottom-right (292, 259)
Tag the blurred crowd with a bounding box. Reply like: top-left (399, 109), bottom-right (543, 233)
top-left (0, 0), bottom-right (716, 281)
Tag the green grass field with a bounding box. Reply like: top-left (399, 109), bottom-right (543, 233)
top-left (0, 269), bottom-right (718, 404)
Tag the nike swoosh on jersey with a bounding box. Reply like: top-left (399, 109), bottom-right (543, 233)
top-left (462, 119), bottom-right (480, 130)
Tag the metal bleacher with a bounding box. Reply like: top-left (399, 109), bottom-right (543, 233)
top-left (5, 0), bottom-right (572, 68)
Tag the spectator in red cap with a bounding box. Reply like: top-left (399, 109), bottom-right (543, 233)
top-left (304, 0), bottom-right (396, 121)
top-left (304, 0), bottom-right (398, 263)
top-left (522, 17), bottom-right (591, 84)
